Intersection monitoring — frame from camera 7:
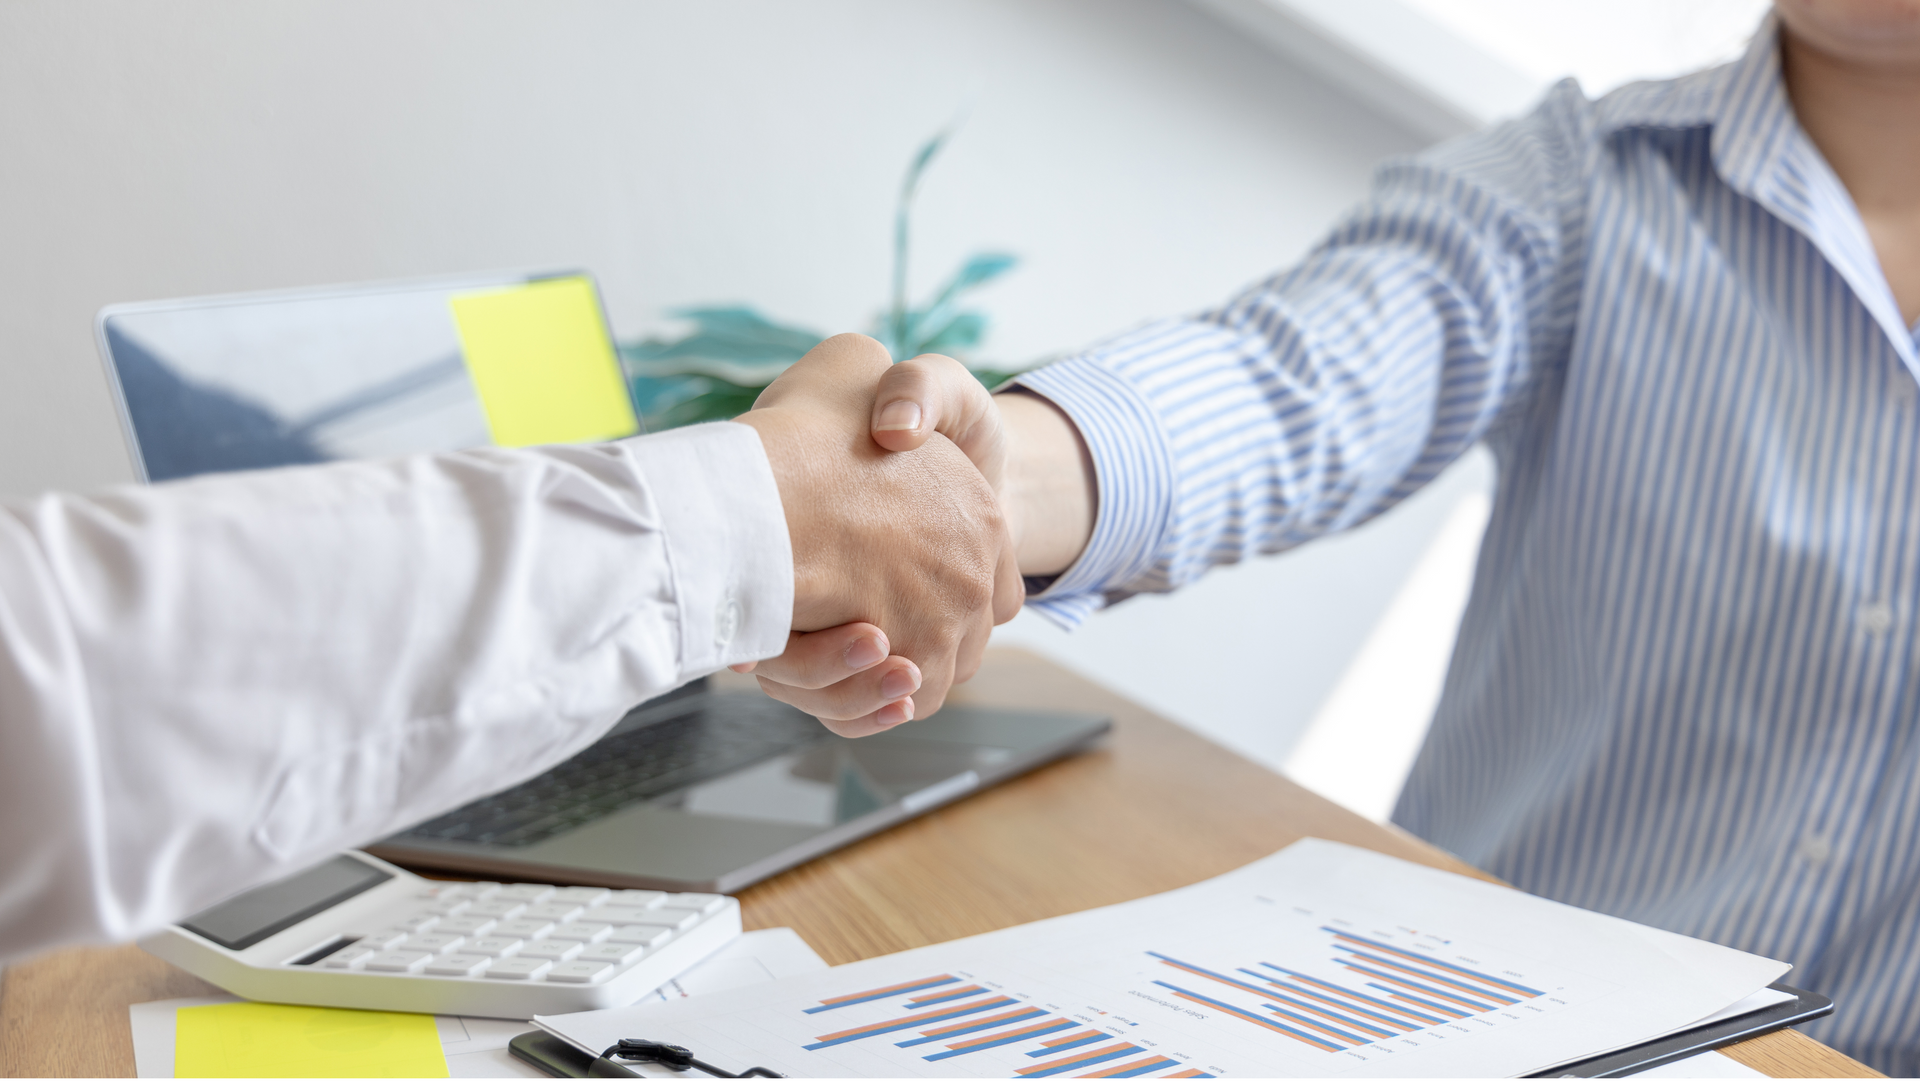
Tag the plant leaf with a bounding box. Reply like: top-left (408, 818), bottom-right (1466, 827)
top-left (927, 252), bottom-right (1018, 311)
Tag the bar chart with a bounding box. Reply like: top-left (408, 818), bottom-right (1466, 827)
top-left (785, 921), bottom-right (1563, 1075)
top-left (794, 974), bottom-right (1213, 1077)
top-left (1145, 924), bottom-right (1549, 1055)
top-left (538, 840), bottom-right (1777, 1079)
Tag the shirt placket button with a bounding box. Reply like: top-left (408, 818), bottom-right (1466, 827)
top-left (1799, 834), bottom-right (1833, 864)
top-left (1859, 601), bottom-right (1894, 635)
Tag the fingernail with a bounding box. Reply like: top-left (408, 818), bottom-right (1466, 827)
top-left (879, 698), bottom-right (915, 727)
top-left (880, 666), bottom-right (919, 700)
top-left (843, 635), bottom-right (886, 670)
top-left (875, 400), bottom-right (921, 432)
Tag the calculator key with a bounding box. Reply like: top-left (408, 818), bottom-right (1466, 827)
top-left (485, 957), bottom-right (553, 980)
top-left (358, 928), bottom-right (413, 950)
top-left (434, 916), bottom-right (498, 936)
top-left (522, 902), bottom-right (586, 923)
top-left (468, 882), bottom-right (504, 899)
top-left (586, 906), bottom-right (659, 926)
top-left (641, 908), bottom-right (700, 931)
top-left (546, 960), bottom-right (614, 984)
top-left (425, 954), bottom-right (492, 977)
top-left (425, 899), bottom-right (471, 916)
top-left (400, 932), bottom-right (465, 954)
top-left (493, 919), bottom-right (556, 940)
top-left (494, 884), bottom-right (557, 903)
top-left (517, 939), bottom-right (583, 961)
top-left (320, 946), bottom-right (375, 970)
top-left (549, 887), bottom-right (612, 905)
top-left (579, 941), bottom-right (647, 965)
top-left (363, 950), bottom-right (433, 973)
top-left (547, 922), bottom-right (613, 943)
top-left (608, 925), bottom-right (672, 948)
top-left (465, 900), bottom-right (528, 919)
top-left (610, 890), bottom-right (667, 909)
top-left (394, 913), bottom-right (441, 931)
top-left (463, 936), bottom-right (524, 957)
top-left (669, 893), bottom-right (729, 915)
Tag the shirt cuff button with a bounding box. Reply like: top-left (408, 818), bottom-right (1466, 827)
top-left (714, 597), bottom-right (742, 646)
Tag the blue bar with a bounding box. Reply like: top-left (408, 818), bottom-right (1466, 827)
top-left (804, 997), bottom-right (1015, 1049)
top-left (1264, 1003), bottom-right (1364, 1045)
top-left (1260, 964), bottom-right (1446, 1026)
top-left (1364, 981), bottom-right (1466, 1019)
top-left (1151, 981), bottom-right (1343, 1053)
top-left (1028, 1032), bottom-right (1106, 1057)
top-left (1108, 1056), bottom-right (1181, 1077)
top-left (1344, 963), bottom-right (1496, 1013)
top-left (1021, 1045), bottom-right (1138, 1077)
top-left (1320, 928), bottom-right (1544, 996)
top-left (804, 975), bottom-right (960, 1013)
top-left (907, 986), bottom-right (991, 1009)
top-left (896, 1008), bottom-right (1048, 1047)
top-left (1248, 971), bottom-right (1412, 1033)
top-left (1147, 952), bottom-right (1284, 1000)
top-left (924, 1019), bottom-right (1077, 1060)
top-left (1264, 989), bottom-right (1396, 1039)
top-left (1334, 947), bottom-right (1516, 1005)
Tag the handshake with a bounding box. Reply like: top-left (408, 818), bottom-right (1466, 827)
top-left (729, 332), bottom-right (1093, 738)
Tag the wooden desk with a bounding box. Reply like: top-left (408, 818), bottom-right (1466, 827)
top-left (0, 649), bottom-right (1879, 1078)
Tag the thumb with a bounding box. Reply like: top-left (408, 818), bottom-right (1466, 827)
top-left (870, 354), bottom-right (1007, 489)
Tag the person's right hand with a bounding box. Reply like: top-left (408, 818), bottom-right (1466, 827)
top-left (734, 334), bottom-right (1024, 737)
top-left (744, 352), bottom-right (1098, 730)
top-left (869, 353), bottom-right (1096, 583)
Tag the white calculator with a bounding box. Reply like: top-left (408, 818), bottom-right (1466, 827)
top-left (140, 851), bottom-right (741, 1018)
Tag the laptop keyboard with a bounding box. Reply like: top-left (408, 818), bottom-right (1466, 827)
top-left (398, 698), bottom-right (823, 847)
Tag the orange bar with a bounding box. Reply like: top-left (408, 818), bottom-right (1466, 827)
top-left (915, 1003), bottom-right (1031, 1039)
top-left (1330, 933), bottom-right (1539, 998)
top-left (946, 1017), bottom-right (1067, 1051)
top-left (818, 975), bottom-right (955, 1006)
top-left (1016, 1043), bottom-right (1139, 1076)
top-left (1168, 991), bottom-right (1341, 1053)
top-left (1165, 1070), bottom-right (1209, 1079)
top-left (1080, 1055), bottom-right (1180, 1078)
top-left (814, 996), bottom-right (1015, 1042)
top-left (911, 983), bottom-right (986, 1004)
top-left (1349, 952), bottom-right (1513, 1005)
top-left (1042, 1030), bottom-right (1104, 1048)
top-left (1343, 965), bottom-right (1483, 1013)
top-left (1266, 1005), bottom-right (1368, 1044)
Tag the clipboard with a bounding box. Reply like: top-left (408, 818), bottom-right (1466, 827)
top-left (509, 982), bottom-right (1835, 1079)
top-left (1525, 982), bottom-right (1834, 1078)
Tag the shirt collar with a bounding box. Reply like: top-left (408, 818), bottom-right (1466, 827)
top-left (1595, 18), bottom-right (1917, 366)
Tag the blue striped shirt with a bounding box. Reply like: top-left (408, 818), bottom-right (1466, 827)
top-left (1015, 22), bottom-right (1920, 1073)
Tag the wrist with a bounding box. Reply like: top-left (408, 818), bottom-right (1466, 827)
top-left (996, 390), bottom-right (1096, 578)
top-left (735, 410), bottom-right (837, 629)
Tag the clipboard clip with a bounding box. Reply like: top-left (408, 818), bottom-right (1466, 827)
top-left (592, 1038), bottom-right (784, 1078)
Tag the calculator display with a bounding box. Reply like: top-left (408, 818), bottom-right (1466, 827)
top-left (181, 855), bottom-right (392, 950)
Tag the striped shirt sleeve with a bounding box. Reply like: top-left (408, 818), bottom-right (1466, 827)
top-left (1016, 85), bottom-right (1592, 627)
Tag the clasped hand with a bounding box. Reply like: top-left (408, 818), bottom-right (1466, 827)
top-left (732, 334), bottom-right (1022, 736)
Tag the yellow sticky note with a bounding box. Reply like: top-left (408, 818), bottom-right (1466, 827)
top-left (449, 276), bottom-right (639, 447)
top-left (174, 1001), bottom-right (449, 1078)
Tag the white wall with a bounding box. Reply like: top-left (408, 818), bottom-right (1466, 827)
top-left (0, 0), bottom-right (1477, 767)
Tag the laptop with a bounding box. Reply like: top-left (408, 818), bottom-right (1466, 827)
top-left (95, 269), bottom-right (1110, 893)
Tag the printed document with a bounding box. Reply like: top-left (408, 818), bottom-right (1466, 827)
top-left (537, 840), bottom-right (1788, 1078)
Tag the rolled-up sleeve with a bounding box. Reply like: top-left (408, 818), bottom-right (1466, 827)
top-left (0, 421), bottom-right (789, 961)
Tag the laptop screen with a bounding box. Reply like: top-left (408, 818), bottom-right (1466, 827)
top-left (97, 272), bottom-right (639, 483)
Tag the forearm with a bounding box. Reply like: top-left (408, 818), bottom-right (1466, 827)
top-left (0, 424), bottom-right (788, 960)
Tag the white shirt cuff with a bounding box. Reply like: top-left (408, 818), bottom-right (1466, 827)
top-left (614, 422), bottom-right (792, 679)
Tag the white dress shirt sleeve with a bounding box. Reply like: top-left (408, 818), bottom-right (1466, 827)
top-left (0, 421), bottom-right (790, 962)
